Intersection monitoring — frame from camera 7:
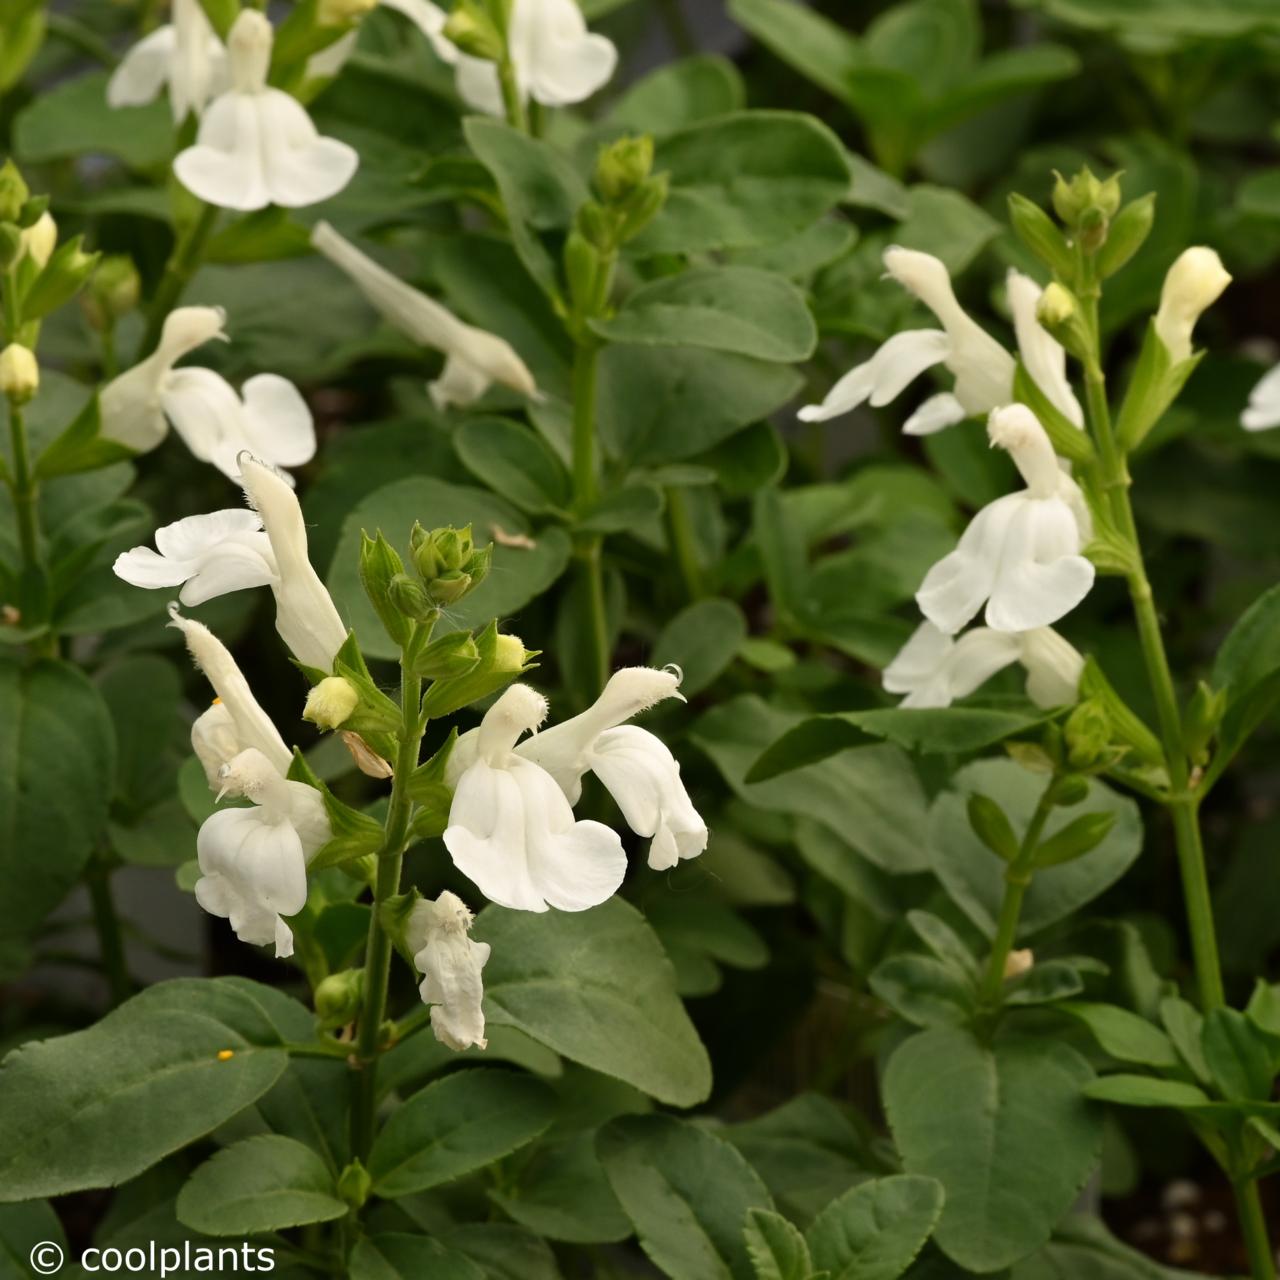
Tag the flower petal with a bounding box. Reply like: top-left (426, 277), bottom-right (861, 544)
top-left (1243, 363), bottom-right (1280, 432)
top-left (985, 498), bottom-right (1095, 632)
top-left (107, 26), bottom-right (177, 109)
top-left (113, 545), bottom-right (196, 591)
top-left (513, 0), bottom-right (617, 107)
top-left (161, 366), bottom-right (248, 477)
top-left (258, 89), bottom-right (358, 209)
top-left (915, 494), bottom-right (1021, 635)
top-left (903, 391), bottom-right (967, 436)
top-left (155, 508), bottom-right (264, 560)
top-left (882, 620), bottom-right (953, 695)
top-left (241, 373), bottom-right (316, 468)
top-left (174, 93), bottom-right (271, 210)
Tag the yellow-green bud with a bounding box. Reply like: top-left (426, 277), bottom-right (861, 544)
top-left (442, 2), bottom-right (503, 59)
top-left (0, 224), bottom-right (21, 271)
top-left (317, 0), bottom-right (376, 24)
top-left (387, 571), bottom-right (435, 621)
top-left (419, 622), bottom-right (533, 718)
top-left (0, 161), bottom-right (29, 224)
top-left (1052, 167), bottom-right (1123, 252)
top-left (0, 343), bottom-right (38, 404)
top-left (615, 173), bottom-right (669, 245)
top-left (303, 675), bottom-right (360, 730)
top-left (1064, 699), bottom-right (1112, 771)
top-left (314, 967), bottom-right (364, 1028)
top-left (18, 211), bottom-right (56, 270)
top-left (1037, 282), bottom-right (1076, 328)
top-left (595, 134), bottom-right (654, 204)
top-left (82, 254), bottom-right (141, 330)
top-left (337, 1160), bottom-right (372, 1208)
top-left (21, 236), bottom-right (100, 322)
top-left (359, 530), bottom-right (412, 648)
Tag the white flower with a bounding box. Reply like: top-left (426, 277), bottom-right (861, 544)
top-left (310, 221), bottom-right (538, 410)
top-left (113, 509), bottom-right (276, 605)
top-left (168, 603), bottom-right (293, 785)
top-left (173, 10), bottom-right (358, 211)
top-left (798, 251), bottom-right (1082, 435)
top-left (1243, 363), bottom-right (1280, 432)
top-left (99, 306), bottom-right (227, 453)
top-left (443, 684), bottom-right (627, 913)
top-left (1154, 247), bottom-right (1231, 364)
top-left (407, 891), bottom-right (490, 1051)
top-left (160, 369), bottom-right (316, 482)
top-left (916, 404), bottom-right (1095, 634)
top-left (516, 667), bottom-right (708, 871)
top-left (195, 748), bottom-right (330, 957)
top-left (883, 620), bottom-right (1083, 710)
top-left (240, 456), bottom-right (349, 672)
top-left (106, 0), bottom-right (228, 122)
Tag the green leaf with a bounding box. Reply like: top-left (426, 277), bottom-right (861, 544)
top-left (1201, 1007), bottom-right (1275, 1102)
top-left (0, 1200), bottom-right (66, 1280)
top-left (884, 1027), bottom-right (1101, 1272)
top-left (326, 476), bottom-right (572, 661)
top-left (927, 760), bottom-right (1142, 939)
top-left (368, 1068), bottom-right (555, 1198)
top-left (727, 0), bottom-right (861, 107)
top-left (694, 696), bottom-right (931, 874)
top-left (906, 911), bottom-right (978, 976)
top-left (1081, 1076), bottom-right (1212, 1109)
top-left (634, 111), bottom-right (851, 256)
top-left (966, 793), bottom-right (1020, 863)
top-left (1056, 1003), bottom-right (1180, 1070)
top-left (743, 1208), bottom-right (813, 1280)
top-left (1160, 997), bottom-right (1212, 1085)
top-left (607, 55), bottom-right (746, 134)
top-left (453, 416), bottom-right (571, 515)
top-left (576, 482), bottom-right (664, 533)
top-left (475, 899), bottom-right (711, 1107)
top-left (592, 267), bottom-right (816, 363)
top-left (805, 1175), bottom-right (945, 1280)
top-left (869, 955), bottom-right (975, 1028)
top-left (1004, 961), bottom-right (1086, 1007)
top-left (176, 1135), bottom-right (346, 1235)
top-left (444, 1223), bottom-right (565, 1280)
top-left (0, 979), bottom-right (289, 1200)
top-left (97, 654), bottom-right (183, 813)
top-left (350, 1234), bottom-right (485, 1280)
top-left (0, 658), bottom-right (115, 945)
top-left (599, 1114), bottom-right (774, 1280)
top-left (652, 598), bottom-right (748, 697)
top-left (34, 396), bottom-right (135, 479)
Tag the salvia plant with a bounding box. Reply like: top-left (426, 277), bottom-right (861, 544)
top-left (4, 1), bottom-right (1280, 1279)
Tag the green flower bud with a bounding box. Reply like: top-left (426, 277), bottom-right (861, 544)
top-left (412, 524), bottom-right (491, 606)
top-left (419, 621), bottom-right (533, 718)
top-left (1050, 774), bottom-right (1090, 808)
top-left (303, 675), bottom-right (361, 730)
top-left (1035, 282), bottom-right (1091, 362)
top-left (1052, 166), bottom-right (1120, 228)
top-left (22, 235), bottom-right (100, 322)
top-left (317, 0), bottom-right (376, 26)
top-left (443, 1), bottom-right (503, 59)
top-left (314, 967), bottom-right (364, 1029)
top-left (359, 530), bottom-right (412, 648)
top-left (0, 343), bottom-right (38, 404)
top-left (0, 223), bottom-right (21, 271)
top-left (409, 629), bottom-right (481, 680)
top-left (81, 254), bottom-right (141, 330)
top-left (576, 200), bottom-right (615, 253)
top-left (387, 571), bottom-right (435, 621)
top-left (0, 160), bottom-right (29, 224)
top-left (1034, 809), bottom-right (1116, 867)
top-left (563, 229), bottom-right (601, 317)
top-left (615, 173), bottom-right (669, 245)
top-left (594, 134), bottom-right (654, 204)
top-left (967, 793), bottom-right (1019, 862)
top-left (1007, 191), bottom-right (1075, 281)
top-left (336, 1160), bottom-right (372, 1209)
top-left (1065, 699), bottom-right (1112, 771)
top-left (1182, 679), bottom-right (1227, 767)
top-left (1096, 192), bottom-right (1156, 280)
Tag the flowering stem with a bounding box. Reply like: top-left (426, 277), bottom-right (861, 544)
top-left (136, 202), bottom-right (220, 361)
top-left (977, 781), bottom-right (1055, 1008)
top-left (350, 657), bottom-right (424, 1166)
top-left (6, 400), bottom-right (39, 571)
top-left (571, 340), bottom-right (610, 693)
top-left (1235, 1177), bottom-right (1277, 1280)
top-left (497, 58), bottom-right (528, 133)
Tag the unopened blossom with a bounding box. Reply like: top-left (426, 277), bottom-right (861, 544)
top-left (883, 620), bottom-right (1083, 710)
top-left (240, 456), bottom-right (349, 672)
top-left (444, 684), bottom-right (627, 913)
top-left (799, 252), bottom-right (1081, 436)
top-left (1004, 948), bottom-right (1034, 979)
top-left (1242, 363), bottom-right (1280, 432)
top-left (113, 509), bottom-right (276, 605)
top-left (1154, 247), bottom-right (1231, 364)
top-left (99, 306), bottom-right (227, 453)
top-left (303, 676), bottom-right (360, 730)
top-left (311, 221), bottom-right (538, 410)
top-left (107, 0), bottom-right (228, 122)
top-left (195, 748), bottom-right (330, 957)
top-left (0, 343), bottom-right (37, 403)
top-left (169, 604), bottom-right (293, 784)
top-left (407, 891), bottom-right (490, 1051)
top-left (173, 10), bottom-right (358, 211)
top-left (517, 666), bottom-right (708, 871)
top-left (916, 405), bottom-right (1095, 634)
top-left (18, 212), bottom-right (56, 270)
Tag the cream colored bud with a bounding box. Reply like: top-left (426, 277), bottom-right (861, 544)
top-left (1003, 949), bottom-right (1034, 979)
top-left (1036, 282), bottom-right (1076, 328)
top-left (1154, 247), bottom-right (1231, 364)
top-left (303, 675), bottom-right (360, 730)
top-left (493, 633), bottom-right (528, 672)
top-left (0, 343), bottom-right (38, 403)
top-left (19, 212), bottom-right (56, 269)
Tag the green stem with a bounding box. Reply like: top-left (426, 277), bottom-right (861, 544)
top-left (136, 202), bottom-right (220, 362)
top-left (666, 487), bottom-right (704, 600)
top-left (1235, 1178), bottom-right (1277, 1280)
top-left (978, 783), bottom-right (1056, 1007)
top-left (7, 400), bottom-right (39, 570)
top-left (87, 857), bottom-right (131, 1007)
top-left (497, 58), bottom-right (528, 133)
top-left (350, 660), bottom-right (423, 1165)
top-left (571, 340), bottom-right (610, 693)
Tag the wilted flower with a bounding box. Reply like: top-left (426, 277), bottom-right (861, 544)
top-left (407, 891), bottom-right (490, 1051)
top-left (1242, 363), bottom-right (1280, 433)
top-left (916, 405), bottom-right (1094, 634)
top-left (443, 684), bottom-right (627, 913)
top-left (517, 666), bottom-right (708, 871)
top-left (310, 221), bottom-right (538, 410)
top-left (106, 0), bottom-right (228, 122)
top-left (1154, 247), bottom-right (1231, 364)
top-left (883, 620), bottom-right (1083, 710)
top-left (173, 10), bottom-right (358, 210)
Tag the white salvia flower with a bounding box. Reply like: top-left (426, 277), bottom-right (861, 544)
top-left (167, 603), bottom-right (293, 784)
top-left (443, 684), bottom-right (627, 913)
top-left (106, 0), bottom-right (228, 122)
top-left (1154, 247), bottom-right (1231, 364)
top-left (516, 666), bottom-right (708, 871)
top-left (195, 747), bottom-right (330, 958)
top-left (240, 456), bottom-right (349, 672)
top-left (916, 404), bottom-right (1095, 635)
top-left (113, 509), bottom-right (277, 605)
top-left (160, 369), bottom-right (317, 482)
top-left (798, 252), bottom-right (1082, 435)
top-left (406, 891), bottom-right (490, 1052)
top-left (173, 10), bottom-right (358, 211)
top-left (1242, 363), bottom-right (1280, 432)
top-left (99, 306), bottom-right (227, 452)
top-left (883, 620), bottom-right (1083, 710)
top-left (310, 221), bottom-right (538, 410)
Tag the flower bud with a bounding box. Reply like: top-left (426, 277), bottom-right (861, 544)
top-left (410, 629), bottom-right (482, 680)
top-left (1007, 192), bottom-right (1074, 280)
top-left (615, 173), bottom-right (669, 244)
top-left (1049, 773), bottom-right (1090, 807)
top-left (22, 236), bottom-right (100, 322)
top-left (595, 134), bottom-right (654, 204)
top-left (412, 523), bottom-right (491, 606)
top-left (1052, 166), bottom-right (1122, 247)
top-left (442, 1), bottom-right (503, 59)
top-left (303, 675), bottom-right (360, 730)
top-left (576, 200), bottom-right (615, 252)
top-left (0, 161), bottom-right (29, 224)
top-left (419, 622), bottom-right (532, 718)
top-left (0, 343), bottom-right (38, 403)
top-left (1065, 699), bottom-right (1112, 771)
top-left (1003, 949), bottom-right (1034, 979)
top-left (1034, 809), bottom-right (1115, 867)
top-left (18, 211), bottom-right (56, 270)
top-left (317, 0), bottom-right (376, 25)
top-left (359, 530), bottom-right (412, 648)
top-left (1181, 679), bottom-right (1227, 767)
top-left (388, 571), bottom-right (435, 621)
top-left (337, 1160), bottom-right (372, 1209)
top-left (1034, 282), bottom-right (1090, 362)
top-left (1096, 193), bottom-right (1155, 280)
top-left (81, 254), bottom-right (141, 330)
top-left (967, 792), bottom-right (1019, 862)
top-left (0, 224), bottom-right (21, 270)
top-left (564, 229), bottom-right (601, 317)
top-left (315, 967), bottom-right (364, 1029)
top-left (1154, 247), bottom-right (1231, 364)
